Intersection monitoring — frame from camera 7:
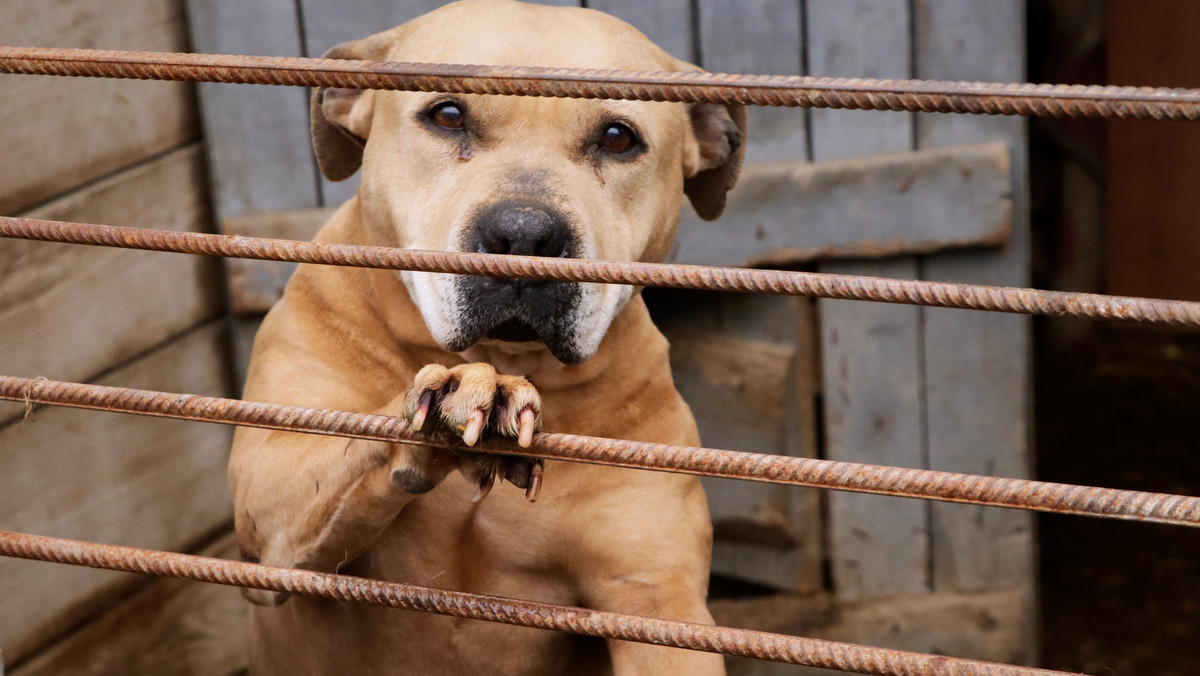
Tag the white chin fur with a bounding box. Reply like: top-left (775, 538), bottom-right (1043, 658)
top-left (568, 281), bottom-right (633, 361)
top-left (400, 270), bottom-right (464, 350)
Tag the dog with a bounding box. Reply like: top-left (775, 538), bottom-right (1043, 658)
top-left (229, 1), bottom-right (745, 673)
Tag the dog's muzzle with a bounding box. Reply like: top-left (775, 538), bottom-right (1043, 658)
top-left (450, 199), bottom-right (585, 363)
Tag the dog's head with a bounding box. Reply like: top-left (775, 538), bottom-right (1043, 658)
top-left (311, 0), bottom-right (745, 365)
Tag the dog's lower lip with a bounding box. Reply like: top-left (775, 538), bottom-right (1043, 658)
top-left (485, 318), bottom-right (541, 343)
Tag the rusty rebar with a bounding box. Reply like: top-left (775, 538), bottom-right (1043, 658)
top-left (0, 45), bottom-right (1198, 121)
top-left (4, 375), bottom-right (1198, 529)
top-left (4, 216), bottom-right (1200, 327)
top-left (0, 530), bottom-right (1080, 676)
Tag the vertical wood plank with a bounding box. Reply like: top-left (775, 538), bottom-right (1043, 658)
top-left (697, 0), bottom-right (806, 164)
top-left (914, 0), bottom-right (1034, 602)
top-left (585, 0), bottom-right (694, 60)
top-left (808, 0), bottom-right (930, 601)
top-left (185, 1), bottom-right (319, 220)
top-left (693, 0), bottom-right (820, 591)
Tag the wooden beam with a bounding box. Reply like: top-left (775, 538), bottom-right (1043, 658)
top-left (0, 323), bottom-right (234, 663)
top-left (0, 147), bottom-right (222, 424)
top-left (674, 143), bottom-right (1011, 267)
top-left (808, 0), bottom-right (929, 602)
top-left (0, 0), bottom-right (197, 215)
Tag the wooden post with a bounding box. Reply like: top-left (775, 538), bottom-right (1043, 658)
top-left (808, 0), bottom-right (930, 601)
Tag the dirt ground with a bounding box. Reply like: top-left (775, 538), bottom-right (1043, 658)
top-left (1036, 326), bottom-right (1200, 675)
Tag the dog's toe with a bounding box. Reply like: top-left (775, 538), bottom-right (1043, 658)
top-left (403, 363), bottom-right (544, 499)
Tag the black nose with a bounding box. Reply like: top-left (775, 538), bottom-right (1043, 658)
top-left (471, 200), bottom-right (572, 258)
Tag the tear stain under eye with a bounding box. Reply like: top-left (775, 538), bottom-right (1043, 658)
top-left (592, 156), bottom-right (605, 185)
top-left (458, 136), bottom-right (475, 161)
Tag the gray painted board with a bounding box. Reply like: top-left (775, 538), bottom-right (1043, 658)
top-left (694, 2), bottom-right (816, 590)
top-left (673, 143), bottom-right (1012, 267)
top-left (586, 0), bottom-right (694, 61)
top-left (914, 0), bottom-right (1035, 598)
top-left (808, 0), bottom-right (929, 601)
top-left (185, 0), bottom-right (319, 220)
top-left (697, 0), bottom-right (807, 165)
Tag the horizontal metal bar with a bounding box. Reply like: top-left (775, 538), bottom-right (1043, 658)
top-left (3, 216), bottom-right (1199, 327)
top-left (0, 45), bottom-right (1197, 121)
top-left (4, 375), bottom-right (1197, 528)
top-left (0, 529), bottom-right (1081, 675)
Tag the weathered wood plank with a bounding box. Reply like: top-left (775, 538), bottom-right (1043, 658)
top-left (0, 323), bottom-right (235, 663)
top-left (696, 0), bottom-right (806, 165)
top-left (653, 291), bottom-right (821, 592)
top-left (0, 146), bottom-right (222, 424)
top-left (11, 532), bottom-right (247, 676)
top-left (0, 0), bottom-right (197, 215)
top-left (184, 0), bottom-right (319, 220)
top-left (914, 0), bottom-right (1035, 596)
top-left (807, 0), bottom-right (928, 601)
top-left (674, 143), bottom-right (1012, 267)
top-left (712, 586), bottom-right (1034, 675)
top-left (585, 0), bottom-right (693, 61)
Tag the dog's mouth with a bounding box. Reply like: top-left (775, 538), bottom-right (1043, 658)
top-left (484, 317), bottom-right (542, 343)
top-left (448, 276), bottom-right (586, 364)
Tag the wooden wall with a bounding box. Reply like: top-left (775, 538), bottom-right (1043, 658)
top-left (1, 0), bottom-right (1034, 673)
top-left (0, 1), bottom-right (239, 672)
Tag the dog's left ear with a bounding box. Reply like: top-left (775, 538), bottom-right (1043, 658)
top-left (676, 62), bottom-right (747, 221)
top-left (310, 32), bottom-right (395, 181)
top-left (683, 102), bottom-right (747, 220)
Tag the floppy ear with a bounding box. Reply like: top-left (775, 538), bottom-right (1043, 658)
top-left (673, 60), bottom-right (747, 220)
top-left (683, 101), bottom-right (747, 220)
top-left (310, 34), bottom-right (394, 181)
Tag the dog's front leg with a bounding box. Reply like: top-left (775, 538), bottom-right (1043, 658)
top-left (575, 475), bottom-right (727, 675)
top-left (229, 393), bottom-right (458, 605)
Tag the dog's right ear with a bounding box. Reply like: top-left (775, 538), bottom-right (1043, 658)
top-left (310, 34), bottom-right (394, 181)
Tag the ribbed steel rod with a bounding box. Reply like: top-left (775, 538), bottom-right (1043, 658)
top-left (0, 45), bottom-right (1198, 121)
top-left (4, 375), bottom-right (1198, 528)
top-left (0, 530), bottom-right (1080, 676)
top-left (4, 216), bottom-right (1200, 327)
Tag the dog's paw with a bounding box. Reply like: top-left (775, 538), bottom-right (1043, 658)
top-left (403, 363), bottom-right (544, 501)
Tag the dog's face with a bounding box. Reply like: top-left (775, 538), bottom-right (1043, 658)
top-left (311, 0), bottom-right (745, 364)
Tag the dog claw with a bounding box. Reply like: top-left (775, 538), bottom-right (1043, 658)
top-left (411, 390), bottom-right (433, 432)
top-left (518, 408), bottom-right (537, 448)
top-left (461, 410), bottom-right (486, 446)
top-left (525, 461), bottom-right (543, 502)
top-left (473, 468), bottom-right (497, 502)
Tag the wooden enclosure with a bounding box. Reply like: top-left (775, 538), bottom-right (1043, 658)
top-left (0, 1), bottom-right (1033, 673)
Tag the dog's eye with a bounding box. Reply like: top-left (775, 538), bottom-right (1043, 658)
top-left (599, 123), bottom-right (638, 153)
top-left (430, 102), bottom-right (466, 130)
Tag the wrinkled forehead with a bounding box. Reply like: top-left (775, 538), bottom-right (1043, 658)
top-left (384, 2), bottom-right (680, 71)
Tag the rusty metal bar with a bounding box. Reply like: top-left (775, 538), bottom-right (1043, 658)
top-left (4, 375), bottom-right (1198, 528)
top-left (4, 216), bottom-right (1200, 327)
top-left (0, 45), bottom-right (1198, 121)
top-left (0, 530), bottom-right (1080, 676)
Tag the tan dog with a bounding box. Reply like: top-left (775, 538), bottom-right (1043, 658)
top-left (230, 1), bottom-right (745, 673)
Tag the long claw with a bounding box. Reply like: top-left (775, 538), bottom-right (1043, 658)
top-left (411, 390), bottom-right (433, 432)
top-left (517, 408), bottom-right (537, 448)
top-left (525, 461), bottom-right (543, 502)
top-left (461, 410), bottom-right (485, 446)
top-left (473, 469), bottom-right (497, 503)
